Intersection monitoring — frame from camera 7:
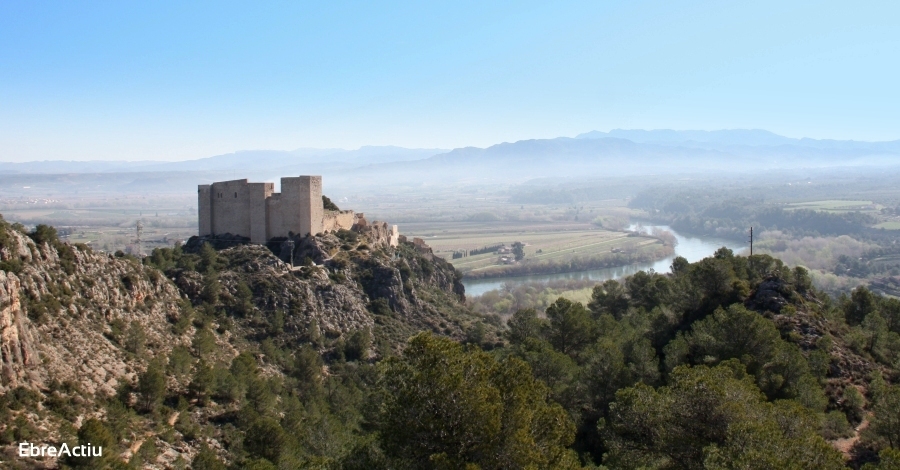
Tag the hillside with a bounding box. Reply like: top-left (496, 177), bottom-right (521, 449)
top-left (3, 215), bottom-right (900, 468)
top-left (0, 215), bottom-right (492, 468)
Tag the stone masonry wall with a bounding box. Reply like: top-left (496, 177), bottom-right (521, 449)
top-left (209, 179), bottom-right (253, 237)
top-left (199, 175), bottom-right (372, 242)
top-left (323, 210), bottom-right (355, 232)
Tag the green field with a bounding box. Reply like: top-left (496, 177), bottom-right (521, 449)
top-left (874, 221), bottom-right (900, 230)
top-left (558, 286), bottom-right (594, 305)
top-left (785, 200), bottom-right (881, 213)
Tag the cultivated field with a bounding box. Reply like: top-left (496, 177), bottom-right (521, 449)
top-left (0, 194), bottom-right (196, 253)
top-left (785, 200), bottom-right (882, 213)
top-left (402, 221), bottom-right (671, 277)
top-left (874, 221), bottom-right (900, 230)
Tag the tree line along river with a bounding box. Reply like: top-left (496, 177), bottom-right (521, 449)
top-left (461, 225), bottom-right (745, 297)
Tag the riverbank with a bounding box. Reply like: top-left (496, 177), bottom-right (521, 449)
top-left (462, 239), bottom-right (673, 279)
top-left (463, 225), bottom-right (744, 297)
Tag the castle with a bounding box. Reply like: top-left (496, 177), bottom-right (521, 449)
top-left (198, 176), bottom-right (398, 246)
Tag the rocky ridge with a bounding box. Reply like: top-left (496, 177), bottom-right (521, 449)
top-left (0, 215), bottom-right (487, 468)
top-left (0, 222), bottom-right (186, 397)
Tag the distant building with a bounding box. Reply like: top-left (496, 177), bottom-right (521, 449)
top-left (198, 175), bottom-right (398, 246)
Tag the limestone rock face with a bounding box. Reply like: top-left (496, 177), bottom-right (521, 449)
top-left (0, 224), bottom-right (186, 395)
top-left (0, 270), bottom-right (39, 390)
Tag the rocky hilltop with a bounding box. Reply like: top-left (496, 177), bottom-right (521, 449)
top-left (0, 216), bottom-right (492, 468)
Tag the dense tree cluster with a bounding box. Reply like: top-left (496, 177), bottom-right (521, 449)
top-left (629, 188), bottom-right (880, 240)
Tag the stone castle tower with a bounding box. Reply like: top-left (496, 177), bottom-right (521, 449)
top-left (199, 176), bottom-right (330, 243)
top-left (198, 175), bottom-right (399, 247)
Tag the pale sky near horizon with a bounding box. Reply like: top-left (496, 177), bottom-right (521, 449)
top-left (2, 1), bottom-right (899, 162)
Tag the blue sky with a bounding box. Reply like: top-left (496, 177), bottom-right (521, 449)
top-left (1, 1), bottom-right (898, 161)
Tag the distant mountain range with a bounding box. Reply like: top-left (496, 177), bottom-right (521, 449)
top-left (2, 130), bottom-right (899, 194)
top-left (337, 131), bottom-right (900, 186)
top-left (576, 129), bottom-right (900, 152)
top-left (0, 146), bottom-right (445, 175)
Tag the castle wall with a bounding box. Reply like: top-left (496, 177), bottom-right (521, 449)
top-left (198, 185), bottom-right (212, 236)
top-left (198, 175), bottom-right (387, 244)
top-left (323, 210), bottom-right (355, 232)
top-left (266, 193), bottom-right (285, 238)
top-left (210, 179), bottom-right (252, 237)
top-left (274, 176), bottom-right (322, 237)
top-left (248, 182), bottom-right (273, 243)
top-left (301, 176), bottom-right (324, 236)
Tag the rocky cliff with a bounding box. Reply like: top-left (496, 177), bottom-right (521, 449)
top-left (0, 221), bottom-right (186, 397)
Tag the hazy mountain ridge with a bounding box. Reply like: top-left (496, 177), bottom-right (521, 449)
top-left (0, 146), bottom-right (447, 175)
top-left (4, 130), bottom-right (900, 177)
top-left (578, 129), bottom-right (900, 152)
top-left (2, 131), bottom-right (900, 195)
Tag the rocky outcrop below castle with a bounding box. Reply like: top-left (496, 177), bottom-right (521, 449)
top-left (0, 215), bottom-right (487, 468)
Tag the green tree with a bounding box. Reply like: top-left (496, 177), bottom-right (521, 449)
top-left (512, 241), bottom-right (525, 261)
top-left (67, 418), bottom-right (116, 468)
top-left (192, 444), bottom-right (226, 470)
top-left (588, 279), bottom-right (630, 320)
top-left (515, 338), bottom-right (579, 406)
top-left (189, 361), bottom-right (216, 404)
top-left (322, 194), bottom-right (340, 211)
top-left (378, 333), bottom-right (579, 469)
top-left (871, 383), bottom-right (900, 448)
top-left (123, 321), bottom-right (146, 355)
top-left (507, 308), bottom-right (545, 345)
top-left (199, 242), bottom-right (218, 273)
top-left (137, 359), bottom-right (167, 413)
top-left (670, 256), bottom-right (690, 275)
top-left (625, 270), bottom-right (671, 312)
top-left (685, 257), bottom-right (743, 317)
top-left (29, 224), bottom-right (59, 245)
top-left (863, 448), bottom-right (900, 470)
top-left (664, 304), bottom-right (818, 403)
top-left (192, 327), bottom-right (217, 358)
top-left (201, 271), bottom-right (221, 305)
top-left (605, 363), bottom-right (844, 470)
top-left (845, 286), bottom-right (878, 326)
top-left (245, 417), bottom-right (288, 464)
top-left (545, 297), bottom-right (596, 357)
top-left (167, 345), bottom-right (193, 377)
top-left (881, 297), bottom-right (900, 333)
top-left (233, 281), bottom-right (254, 316)
top-left (346, 329), bottom-right (372, 361)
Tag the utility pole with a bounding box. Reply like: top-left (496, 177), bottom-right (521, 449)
top-left (285, 239), bottom-right (295, 268)
top-left (135, 220), bottom-right (144, 256)
top-left (748, 226), bottom-right (753, 256)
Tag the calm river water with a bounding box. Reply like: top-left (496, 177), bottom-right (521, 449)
top-left (461, 225), bottom-right (745, 297)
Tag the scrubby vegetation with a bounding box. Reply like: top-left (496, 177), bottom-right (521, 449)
top-left (5, 214), bottom-right (900, 468)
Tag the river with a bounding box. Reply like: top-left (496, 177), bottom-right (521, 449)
top-left (461, 225), bottom-right (745, 297)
